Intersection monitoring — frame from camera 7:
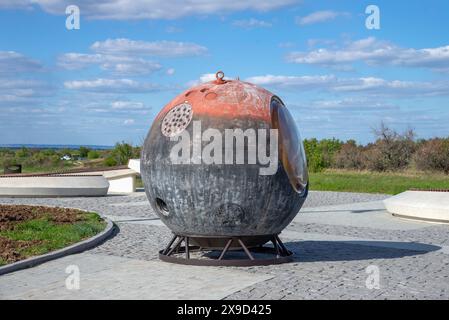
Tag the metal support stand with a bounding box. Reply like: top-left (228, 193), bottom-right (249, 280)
top-left (159, 234), bottom-right (293, 266)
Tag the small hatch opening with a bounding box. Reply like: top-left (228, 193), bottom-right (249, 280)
top-left (156, 198), bottom-right (169, 216)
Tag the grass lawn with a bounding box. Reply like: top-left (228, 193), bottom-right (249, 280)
top-left (0, 205), bottom-right (106, 266)
top-left (20, 162), bottom-right (77, 174)
top-left (309, 169), bottom-right (449, 195)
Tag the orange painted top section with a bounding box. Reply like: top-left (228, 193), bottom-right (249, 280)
top-left (156, 79), bottom-right (274, 123)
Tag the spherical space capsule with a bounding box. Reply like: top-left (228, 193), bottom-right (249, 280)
top-left (141, 71), bottom-right (308, 265)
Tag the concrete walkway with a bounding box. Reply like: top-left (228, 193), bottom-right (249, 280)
top-left (1, 192), bottom-right (449, 300)
top-left (0, 253), bottom-right (272, 300)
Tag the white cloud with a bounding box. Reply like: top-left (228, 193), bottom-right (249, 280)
top-left (123, 119), bottom-right (135, 125)
top-left (296, 10), bottom-right (350, 25)
top-left (0, 51), bottom-right (42, 74)
top-left (64, 78), bottom-right (160, 93)
top-left (333, 77), bottom-right (449, 97)
top-left (0, 79), bottom-right (53, 106)
top-left (0, 0), bottom-right (31, 9)
top-left (165, 26), bottom-right (182, 33)
top-left (189, 72), bottom-right (449, 98)
top-left (111, 101), bottom-right (144, 110)
top-left (166, 68), bottom-right (176, 76)
top-left (91, 38), bottom-right (207, 57)
top-left (279, 42), bottom-right (295, 48)
top-left (300, 98), bottom-right (398, 111)
top-left (63, 98), bottom-right (151, 116)
top-left (198, 73), bottom-right (218, 83)
top-left (0, 51), bottom-right (52, 110)
top-left (59, 38), bottom-right (204, 76)
top-left (187, 73), bottom-right (227, 86)
top-left (245, 74), bottom-right (449, 97)
top-left (307, 38), bottom-right (337, 48)
top-left (245, 74), bottom-right (336, 89)
top-left (58, 53), bottom-right (162, 75)
top-left (7, 0), bottom-right (299, 20)
top-left (287, 37), bottom-right (449, 72)
top-left (232, 18), bottom-right (272, 29)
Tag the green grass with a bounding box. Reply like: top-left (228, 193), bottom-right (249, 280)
top-left (136, 176), bottom-right (144, 188)
top-left (309, 170), bottom-right (449, 195)
top-left (0, 212), bottom-right (105, 263)
top-left (21, 162), bottom-right (76, 173)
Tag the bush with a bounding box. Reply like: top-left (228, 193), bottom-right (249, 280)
top-left (104, 156), bottom-right (118, 167)
top-left (60, 149), bottom-right (72, 157)
top-left (132, 146), bottom-right (142, 159)
top-left (112, 142), bottom-right (134, 165)
top-left (364, 123), bottom-right (416, 171)
top-left (0, 155), bottom-right (15, 169)
top-left (334, 140), bottom-right (366, 170)
top-left (41, 149), bottom-right (56, 156)
top-left (15, 147), bottom-right (29, 158)
top-left (79, 146), bottom-right (91, 158)
top-left (414, 138), bottom-right (449, 174)
top-left (87, 150), bottom-right (100, 160)
top-left (303, 138), bottom-right (343, 172)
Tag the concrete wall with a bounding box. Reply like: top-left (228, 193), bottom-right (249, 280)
top-left (108, 175), bottom-right (136, 193)
top-left (0, 160), bottom-right (142, 197)
top-left (0, 175), bottom-right (109, 197)
top-left (128, 159), bottom-right (141, 174)
top-left (67, 169), bottom-right (138, 194)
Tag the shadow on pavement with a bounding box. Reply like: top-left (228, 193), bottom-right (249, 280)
top-left (301, 209), bottom-right (383, 214)
top-left (285, 240), bottom-right (441, 262)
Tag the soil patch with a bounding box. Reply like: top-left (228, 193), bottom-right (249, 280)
top-left (0, 205), bottom-right (85, 231)
top-left (0, 204), bottom-right (104, 265)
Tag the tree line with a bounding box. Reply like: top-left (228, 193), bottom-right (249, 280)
top-left (0, 142), bottom-right (141, 173)
top-left (2, 124), bottom-right (449, 175)
top-left (303, 123), bottom-right (449, 174)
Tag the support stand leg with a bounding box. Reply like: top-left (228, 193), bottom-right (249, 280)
top-left (159, 234), bottom-right (293, 267)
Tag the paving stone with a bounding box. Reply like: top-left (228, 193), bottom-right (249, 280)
top-left (0, 253), bottom-right (272, 300)
top-left (1, 191), bottom-right (449, 300)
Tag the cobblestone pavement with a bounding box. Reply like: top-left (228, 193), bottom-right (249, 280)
top-left (1, 191), bottom-right (449, 300)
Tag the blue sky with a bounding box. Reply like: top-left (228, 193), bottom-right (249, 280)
top-left (0, 0), bottom-right (448, 146)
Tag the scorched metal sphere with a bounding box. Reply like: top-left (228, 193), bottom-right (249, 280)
top-left (141, 71), bottom-right (308, 264)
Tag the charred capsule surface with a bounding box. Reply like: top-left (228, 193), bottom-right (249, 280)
top-left (141, 73), bottom-right (308, 237)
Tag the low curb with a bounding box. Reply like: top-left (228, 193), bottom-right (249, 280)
top-left (0, 209), bottom-right (115, 276)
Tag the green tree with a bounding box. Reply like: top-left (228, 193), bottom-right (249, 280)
top-left (104, 156), bottom-right (118, 167)
top-left (112, 142), bottom-right (134, 165)
top-left (87, 150), bottom-right (100, 160)
top-left (79, 146), bottom-right (91, 158)
top-left (303, 138), bottom-right (343, 172)
top-left (15, 147), bottom-right (29, 158)
top-left (132, 146), bottom-right (142, 159)
top-left (60, 148), bottom-right (73, 157)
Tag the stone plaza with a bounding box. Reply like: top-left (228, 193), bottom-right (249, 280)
top-left (1, 191), bottom-right (448, 300)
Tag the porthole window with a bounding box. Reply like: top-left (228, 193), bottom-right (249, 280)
top-left (271, 97), bottom-right (309, 193)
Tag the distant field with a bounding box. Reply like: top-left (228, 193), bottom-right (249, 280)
top-left (309, 170), bottom-right (449, 195)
